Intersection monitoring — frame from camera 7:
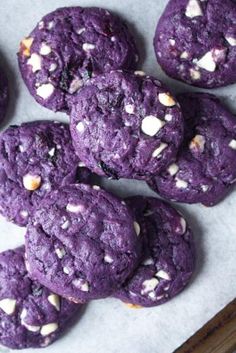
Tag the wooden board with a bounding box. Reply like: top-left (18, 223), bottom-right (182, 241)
top-left (175, 299), bottom-right (236, 353)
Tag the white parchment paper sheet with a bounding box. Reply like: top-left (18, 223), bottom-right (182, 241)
top-left (0, 1), bottom-right (235, 353)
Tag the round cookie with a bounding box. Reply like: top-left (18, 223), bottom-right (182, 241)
top-left (154, 0), bottom-right (236, 88)
top-left (25, 184), bottom-right (142, 302)
top-left (149, 93), bottom-right (236, 206)
top-left (18, 6), bottom-right (138, 112)
top-left (0, 67), bottom-right (8, 122)
top-left (70, 70), bottom-right (184, 180)
top-left (0, 121), bottom-right (91, 226)
top-left (114, 196), bottom-right (195, 308)
top-left (0, 246), bottom-right (80, 349)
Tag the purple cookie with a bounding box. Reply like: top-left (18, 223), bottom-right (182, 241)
top-left (18, 7), bottom-right (138, 112)
top-left (0, 121), bottom-right (91, 226)
top-left (114, 196), bottom-right (195, 308)
top-left (0, 67), bottom-right (8, 122)
top-left (149, 93), bottom-right (236, 206)
top-left (154, 0), bottom-right (236, 88)
top-left (70, 70), bottom-right (184, 180)
top-left (0, 246), bottom-right (80, 349)
top-left (25, 184), bottom-right (142, 302)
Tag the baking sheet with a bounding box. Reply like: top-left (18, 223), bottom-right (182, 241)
top-left (0, 1), bottom-right (236, 353)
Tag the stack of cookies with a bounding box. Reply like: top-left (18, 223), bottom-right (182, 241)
top-left (0, 0), bottom-right (235, 349)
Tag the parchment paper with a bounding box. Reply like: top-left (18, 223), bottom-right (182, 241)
top-left (0, 1), bottom-right (235, 353)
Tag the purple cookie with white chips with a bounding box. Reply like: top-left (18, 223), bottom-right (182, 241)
top-left (0, 121), bottom-right (91, 226)
top-left (25, 184), bottom-right (142, 302)
top-left (70, 70), bottom-right (184, 180)
top-left (18, 7), bottom-right (138, 112)
top-left (0, 246), bottom-right (80, 349)
top-left (0, 68), bottom-right (8, 122)
top-left (114, 196), bottom-right (195, 308)
top-left (149, 93), bottom-right (236, 206)
top-left (154, 0), bottom-right (236, 88)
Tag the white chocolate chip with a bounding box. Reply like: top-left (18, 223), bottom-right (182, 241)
top-left (48, 294), bottom-right (60, 311)
top-left (38, 21), bottom-right (44, 30)
top-left (148, 291), bottom-right (156, 299)
top-left (63, 267), bottom-right (70, 275)
top-left (152, 143), bottom-right (168, 158)
top-left (190, 68), bottom-right (201, 80)
top-left (141, 116), bottom-right (165, 137)
top-left (36, 83), bottom-right (54, 99)
top-left (229, 139), bottom-right (236, 150)
top-left (66, 203), bottom-right (84, 213)
top-left (78, 161), bottom-right (86, 167)
top-left (72, 278), bottom-right (89, 292)
top-left (176, 178), bottom-right (188, 189)
top-left (61, 220), bottom-right (70, 230)
top-left (47, 21), bottom-right (54, 30)
top-left (180, 51), bottom-right (189, 59)
top-left (76, 122), bottom-right (85, 133)
top-left (93, 185), bottom-right (101, 190)
top-left (158, 93), bottom-right (176, 107)
top-left (49, 63), bottom-right (57, 72)
top-left (40, 323), bottom-right (58, 336)
top-left (40, 42), bottom-right (52, 55)
top-left (190, 134), bottom-right (206, 152)
top-left (21, 37), bottom-right (34, 57)
top-left (142, 258), bottom-right (154, 266)
top-left (141, 278), bottom-right (159, 295)
top-left (225, 36), bottom-right (236, 46)
top-left (168, 163), bottom-right (179, 176)
top-left (0, 298), bottom-right (16, 315)
top-left (169, 39), bottom-right (176, 46)
top-left (124, 104), bottom-right (135, 114)
top-left (185, 0), bottom-right (203, 18)
top-left (180, 217), bottom-right (187, 234)
top-left (111, 36), bottom-right (116, 42)
top-left (27, 53), bottom-right (42, 72)
top-left (164, 114), bottom-right (173, 122)
top-left (104, 254), bottom-right (113, 263)
top-left (77, 27), bottom-right (85, 35)
top-left (134, 70), bottom-right (146, 76)
top-left (55, 248), bottom-right (66, 259)
top-left (197, 51), bottom-right (216, 72)
top-left (133, 222), bottom-right (141, 236)
top-left (23, 323), bottom-right (40, 332)
top-left (82, 43), bottom-right (95, 51)
top-left (69, 78), bottom-right (83, 94)
top-left (23, 174), bottom-right (41, 191)
top-left (156, 270), bottom-right (171, 280)
top-left (21, 310), bottom-right (41, 332)
top-left (48, 147), bottom-right (55, 157)
top-left (201, 185), bottom-right (209, 192)
top-left (20, 210), bottom-right (29, 218)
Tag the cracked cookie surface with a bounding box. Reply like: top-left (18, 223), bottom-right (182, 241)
top-left (18, 6), bottom-right (138, 112)
top-left (0, 246), bottom-right (80, 349)
top-left (70, 70), bottom-right (184, 179)
top-left (25, 184), bottom-right (142, 302)
top-left (114, 196), bottom-right (195, 307)
top-left (0, 121), bottom-right (90, 226)
top-left (154, 0), bottom-right (236, 88)
top-left (149, 93), bottom-right (236, 206)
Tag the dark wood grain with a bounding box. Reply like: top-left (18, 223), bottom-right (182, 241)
top-left (175, 299), bottom-right (236, 353)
